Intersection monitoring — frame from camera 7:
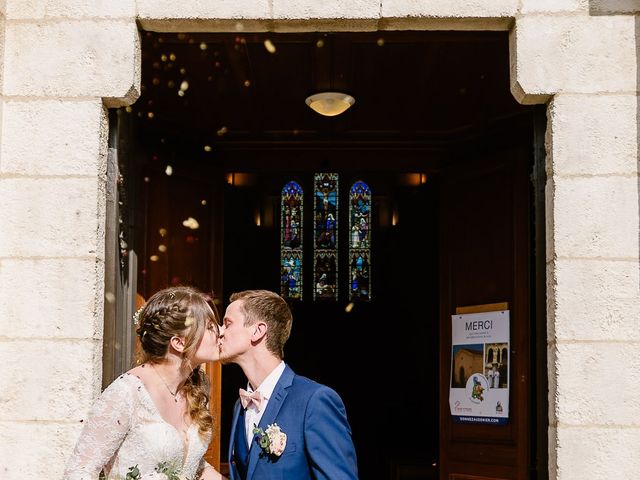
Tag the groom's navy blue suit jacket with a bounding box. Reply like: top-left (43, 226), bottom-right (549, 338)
top-left (228, 364), bottom-right (358, 480)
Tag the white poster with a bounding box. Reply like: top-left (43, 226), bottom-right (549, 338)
top-left (449, 310), bottom-right (510, 425)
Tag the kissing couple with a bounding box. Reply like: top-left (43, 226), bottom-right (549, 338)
top-left (64, 286), bottom-right (358, 480)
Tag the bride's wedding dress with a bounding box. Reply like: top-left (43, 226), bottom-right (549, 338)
top-left (64, 374), bottom-right (211, 480)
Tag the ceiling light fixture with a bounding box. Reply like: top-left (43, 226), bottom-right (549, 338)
top-left (305, 91), bottom-right (355, 117)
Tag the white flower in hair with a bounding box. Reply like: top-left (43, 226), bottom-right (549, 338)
top-left (132, 305), bottom-right (145, 326)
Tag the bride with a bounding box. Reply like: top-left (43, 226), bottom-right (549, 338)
top-left (64, 286), bottom-right (226, 480)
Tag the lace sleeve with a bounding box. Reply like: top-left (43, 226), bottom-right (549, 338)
top-left (63, 376), bottom-right (135, 480)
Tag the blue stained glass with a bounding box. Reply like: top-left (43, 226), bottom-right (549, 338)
top-left (281, 181), bottom-right (303, 299)
top-left (314, 174), bottom-right (338, 249)
top-left (349, 251), bottom-right (370, 300)
top-left (281, 252), bottom-right (302, 299)
top-left (314, 173), bottom-right (338, 300)
top-left (349, 180), bottom-right (371, 300)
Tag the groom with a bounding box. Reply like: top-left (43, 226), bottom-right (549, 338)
top-left (219, 289), bottom-right (358, 480)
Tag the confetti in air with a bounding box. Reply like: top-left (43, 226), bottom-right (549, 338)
top-left (182, 217), bottom-right (200, 230)
top-left (264, 39), bottom-right (276, 54)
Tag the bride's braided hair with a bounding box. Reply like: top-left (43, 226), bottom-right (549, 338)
top-left (135, 286), bottom-right (219, 440)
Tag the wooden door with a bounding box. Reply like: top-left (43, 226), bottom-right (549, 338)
top-left (136, 158), bottom-right (225, 469)
top-left (439, 148), bottom-right (531, 479)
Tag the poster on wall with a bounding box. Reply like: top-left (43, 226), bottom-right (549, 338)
top-left (449, 310), bottom-right (510, 425)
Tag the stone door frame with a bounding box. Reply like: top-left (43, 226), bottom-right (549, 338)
top-left (2, 2), bottom-right (638, 479)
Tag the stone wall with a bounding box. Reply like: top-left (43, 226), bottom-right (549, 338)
top-left (0, 1), bottom-right (637, 479)
top-left (0, 1), bottom-right (139, 478)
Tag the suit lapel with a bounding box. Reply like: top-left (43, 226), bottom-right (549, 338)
top-left (245, 365), bottom-right (295, 480)
top-left (229, 400), bottom-right (242, 480)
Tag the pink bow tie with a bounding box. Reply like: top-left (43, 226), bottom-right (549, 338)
top-left (239, 388), bottom-right (264, 411)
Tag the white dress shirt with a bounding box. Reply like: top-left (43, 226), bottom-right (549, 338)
top-left (244, 361), bottom-right (286, 447)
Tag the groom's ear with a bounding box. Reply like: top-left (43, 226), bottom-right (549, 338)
top-left (251, 322), bottom-right (268, 341)
top-left (170, 335), bottom-right (186, 353)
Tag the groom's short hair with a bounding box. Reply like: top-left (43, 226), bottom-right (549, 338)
top-left (230, 289), bottom-right (292, 359)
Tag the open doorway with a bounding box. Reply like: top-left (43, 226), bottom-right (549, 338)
top-left (118, 30), bottom-right (543, 479)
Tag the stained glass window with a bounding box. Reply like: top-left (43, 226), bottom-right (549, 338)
top-left (349, 180), bottom-right (371, 300)
top-left (280, 181), bottom-right (303, 299)
top-left (314, 173), bottom-right (339, 300)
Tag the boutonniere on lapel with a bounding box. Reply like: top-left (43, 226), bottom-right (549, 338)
top-left (253, 423), bottom-right (287, 459)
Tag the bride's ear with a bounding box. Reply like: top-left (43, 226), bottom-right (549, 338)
top-left (170, 336), bottom-right (186, 353)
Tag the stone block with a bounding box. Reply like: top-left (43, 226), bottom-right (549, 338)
top-left (5, 0), bottom-right (135, 19)
top-left (0, 178), bottom-right (104, 258)
top-left (547, 94), bottom-right (638, 176)
top-left (0, 99), bottom-right (107, 176)
top-left (0, 420), bottom-right (86, 479)
top-left (552, 259), bottom-right (640, 342)
top-left (380, 0), bottom-right (516, 30)
top-left (552, 176), bottom-right (639, 259)
top-left (510, 15), bottom-right (636, 103)
top-left (589, 0), bottom-right (640, 14)
top-left (137, 0), bottom-right (270, 32)
top-left (555, 343), bottom-right (640, 425)
top-left (0, 258), bottom-right (103, 339)
top-left (520, 0), bottom-right (588, 13)
top-left (3, 20), bottom-right (140, 105)
top-left (271, 18), bottom-right (378, 33)
top-left (0, 14), bottom-right (5, 90)
top-left (138, 18), bottom-right (271, 33)
top-left (273, 0), bottom-right (380, 19)
top-left (547, 343), bottom-right (559, 425)
top-left (381, 0), bottom-right (518, 18)
top-left (548, 426), bottom-right (558, 479)
top-left (0, 339), bottom-right (101, 421)
top-left (556, 425), bottom-right (640, 479)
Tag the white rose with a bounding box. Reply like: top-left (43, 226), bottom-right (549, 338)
top-left (265, 424), bottom-right (287, 456)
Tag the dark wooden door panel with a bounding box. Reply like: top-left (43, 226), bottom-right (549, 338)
top-left (450, 474), bottom-right (510, 480)
top-left (439, 149), bottom-right (531, 479)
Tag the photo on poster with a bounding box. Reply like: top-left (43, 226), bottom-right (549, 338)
top-left (484, 342), bottom-right (509, 389)
top-left (451, 344), bottom-right (483, 388)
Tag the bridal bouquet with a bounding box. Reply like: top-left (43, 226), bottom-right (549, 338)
top-left (121, 462), bottom-right (195, 480)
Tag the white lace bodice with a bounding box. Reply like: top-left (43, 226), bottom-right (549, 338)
top-left (63, 374), bottom-right (211, 480)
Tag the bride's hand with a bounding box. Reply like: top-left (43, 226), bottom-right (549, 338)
top-left (199, 464), bottom-right (225, 480)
